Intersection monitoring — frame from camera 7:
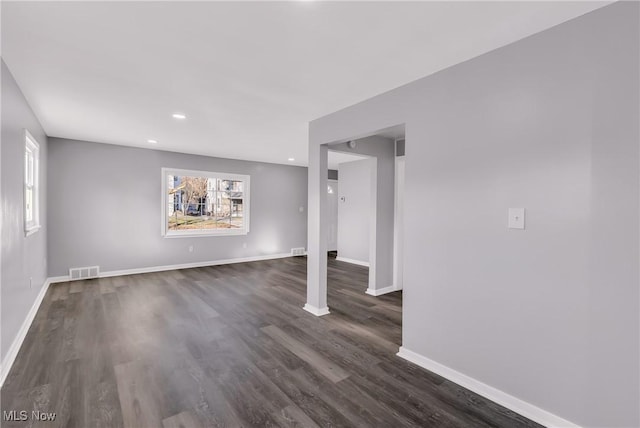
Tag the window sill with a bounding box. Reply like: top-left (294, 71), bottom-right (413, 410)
top-left (163, 229), bottom-right (249, 238)
top-left (25, 225), bottom-right (41, 237)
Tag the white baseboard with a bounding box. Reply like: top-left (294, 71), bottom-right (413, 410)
top-left (0, 278), bottom-right (52, 387)
top-left (49, 252), bottom-right (293, 283)
top-left (396, 347), bottom-right (581, 428)
top-left (335, 256), bottom-right (369, 267)
top-left (365, 284), bottom-right (399, 296)
top-left (303, 303), bottom-right (330, 316)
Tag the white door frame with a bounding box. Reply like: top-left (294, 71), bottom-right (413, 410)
top-left (393, 155), bottom-right (405, 291)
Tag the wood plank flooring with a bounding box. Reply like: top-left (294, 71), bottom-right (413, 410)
top-left (1, 256), bottom-right (542, 427)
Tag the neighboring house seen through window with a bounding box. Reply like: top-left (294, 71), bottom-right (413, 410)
top-left (161, 168), bottom-right (250, 237)
top-left (24, 130), bottom-right (41, 236)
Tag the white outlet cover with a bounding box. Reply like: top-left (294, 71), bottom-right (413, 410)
top-left (508, 208), bottom-right (525, 229)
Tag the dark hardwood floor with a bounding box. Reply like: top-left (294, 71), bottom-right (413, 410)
top-left (1, 256), bottom-right (541, 427)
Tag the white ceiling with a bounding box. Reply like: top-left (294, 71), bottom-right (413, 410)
top-left (1, 1), bottom-right (608, 167)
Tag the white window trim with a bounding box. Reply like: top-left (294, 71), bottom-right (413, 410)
top-left (161, 167), bottom-right (250, 238)
top-left (24, 130), bottom-right (41, 237)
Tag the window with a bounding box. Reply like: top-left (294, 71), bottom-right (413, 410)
top-left (161, 168), bottom-right (250, 237)
top-left (24, 130), bottom-right (40, 236)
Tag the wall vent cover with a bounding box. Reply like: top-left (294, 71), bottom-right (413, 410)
top-left (69, 266), bottom-right (100, 281)
top-left (291, 247), bottom-right (306, 257)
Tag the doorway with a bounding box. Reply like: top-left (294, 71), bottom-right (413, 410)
top-left (327, 178), bottom-right (338, 252)
top-left (326, 150), bottom-right (369, 259)
top-left (325, 127), bottom-right (403, 296)
top-left (305, 124), bottom-right (405, 318)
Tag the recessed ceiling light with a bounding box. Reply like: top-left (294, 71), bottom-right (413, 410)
top-left (172, 113), bottom-right (186, 119)
top-left (288, 158), bottom-right (295, 162)
top-left (147, 139), bottom-right (158, 144)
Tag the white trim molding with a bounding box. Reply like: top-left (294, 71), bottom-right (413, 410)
top-left (392, 155), bottom-right (405, 291)
top-left (24, 129), bottom-right (41, 236)
top-left (1, 278), bottom-right (52, 387)
top-left (49, 253), bottom-right (293, 283)
top-left (335, 256), bottom-right (369, 267)
top-left (365, 284), bottom-right (398, 296)
top-left (303, 304), bottom-right (330, 316)
top-left (396, 347), bottom-right (582, 428)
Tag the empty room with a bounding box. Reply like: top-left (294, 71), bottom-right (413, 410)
top-left (1, 1), bottom-right (638, 428)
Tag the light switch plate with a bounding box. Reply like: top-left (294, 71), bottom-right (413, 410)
top-left (508, 208), bottom-right (525, 229)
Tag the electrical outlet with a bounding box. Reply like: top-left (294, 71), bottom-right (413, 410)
top-left (242, 243), bottom-right (247, 249)
top-left (188, 245), bottom-right (194, 253)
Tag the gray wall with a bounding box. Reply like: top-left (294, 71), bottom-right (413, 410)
top-left (308, 3), bottom-right (639, 427)
top-left (1, 59), bottom-right (48, 363)
top-left (47, 138), bottom-right (307, 276)
top-left (337, 159), bottom-right (373, 264)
